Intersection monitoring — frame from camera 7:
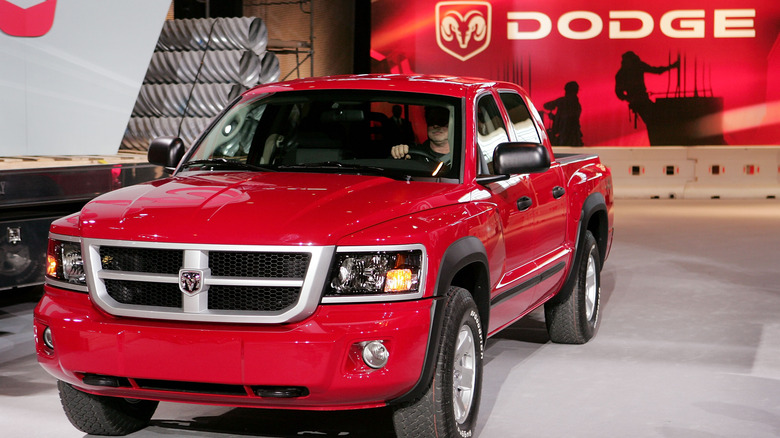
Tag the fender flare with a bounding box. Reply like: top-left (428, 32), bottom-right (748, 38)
top-left (433, 236), bottom-right (489, 298)
top-left (550, 191), bottom-right (608, 306)
top-left (390, 236), bottom-right (489, 406)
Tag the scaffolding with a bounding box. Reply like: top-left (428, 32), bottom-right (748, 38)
top-left (249, 0), bottom-right (314, 80)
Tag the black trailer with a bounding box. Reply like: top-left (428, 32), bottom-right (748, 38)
top-left (0, 153), bottom-right (161, 290)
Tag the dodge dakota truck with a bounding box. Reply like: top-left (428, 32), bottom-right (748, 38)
top-left (35, 74), bottom-right (613, 437)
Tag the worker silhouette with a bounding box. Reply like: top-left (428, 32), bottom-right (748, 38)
top-left (543, 81), bottom-right (583, 146)
top-left (615, 51), bottom-right (679, 126)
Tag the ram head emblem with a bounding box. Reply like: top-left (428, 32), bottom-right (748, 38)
top-left (435, 3), bottom-right (492, 62)
top-left (440, 11), bottom-right (487, 49)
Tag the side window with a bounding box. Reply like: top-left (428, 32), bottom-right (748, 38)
top-left (476, 94), bottom-right (509, 174)
top-left (499, 92), bottom-right (541, 143)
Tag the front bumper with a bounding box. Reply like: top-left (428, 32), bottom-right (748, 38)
top-left (34, 285), bottom-right (433, 410)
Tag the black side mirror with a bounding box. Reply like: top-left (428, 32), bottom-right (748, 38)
top-left (492, 142), bottom-right (551, 175)
top-left (148, 136), bottom-right (185, 172)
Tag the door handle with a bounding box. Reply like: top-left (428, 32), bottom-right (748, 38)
top-left (553, 186), bottom-right (566, 199)
top-left (516, 196), bottom-right (533, 211)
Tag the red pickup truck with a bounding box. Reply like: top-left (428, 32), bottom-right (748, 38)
top-left (35, 75), bottom-right (613, 438)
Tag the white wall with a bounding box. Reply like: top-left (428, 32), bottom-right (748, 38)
top-left (555, 146), bottom-right (780, 199)
top-left (0, 0), bottom-right (170, 156)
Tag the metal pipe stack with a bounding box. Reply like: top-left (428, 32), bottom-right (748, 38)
top-left (122, 17), bottom-right (281, 151)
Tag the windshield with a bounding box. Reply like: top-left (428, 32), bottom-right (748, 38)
top-left (182, 90), bottom-right (462, 181)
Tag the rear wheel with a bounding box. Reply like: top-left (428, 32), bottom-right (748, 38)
top-left (545, 230), bottom-right (601, 344)
top-left (58, 381), bottom-right (158, 436)
top-left (392, 286), bottom-right (484, 438)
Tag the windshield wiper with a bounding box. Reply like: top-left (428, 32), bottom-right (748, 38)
top-left (277, 161), bottom-right (386, 175)
top-left (180, 159), bottom-right (276, 172)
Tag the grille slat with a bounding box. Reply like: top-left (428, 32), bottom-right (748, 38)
top-left (100, 247), bottom-right (182, 274)
top-left (105, 279), bottom-right (182, 308)
top-left (209, 252), bottom-right (310, 278)
top-left (208, 285), bottom-right (300, 312)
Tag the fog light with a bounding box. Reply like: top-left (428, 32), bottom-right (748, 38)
top-left (362, 341), bottom-right (389, 369)
top-left (43, 326), bottom-right (54, 349)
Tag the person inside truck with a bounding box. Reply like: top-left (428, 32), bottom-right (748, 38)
top-left (390, 105), bottom-right (451, 165)
top-left (385, 104), bottom-right (416, 147)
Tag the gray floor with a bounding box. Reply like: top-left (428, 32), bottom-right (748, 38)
top-left (2, 199), bottom-right (779, 437)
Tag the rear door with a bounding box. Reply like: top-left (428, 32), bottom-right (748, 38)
top-left (499, 91), bottom-right (569, 292)
top-left (476, 92), bottom-right (544, 332)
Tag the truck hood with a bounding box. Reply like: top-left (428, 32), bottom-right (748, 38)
top-left (77, 171), bottom-right (465, 245)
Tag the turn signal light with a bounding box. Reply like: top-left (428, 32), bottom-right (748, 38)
top-left (384, 268), bottom-right (413, 292)
top-left (46, 255), bottom-right (58, 277)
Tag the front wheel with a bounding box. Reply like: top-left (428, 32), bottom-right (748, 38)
top-left (58, 381), bottom-right (158, 436)
top-left (392, 286), bottom-right (484, 438)
top-left (545, 230), bottom-right (601, 344)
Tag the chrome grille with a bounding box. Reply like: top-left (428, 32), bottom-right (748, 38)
top-left (84, 239), bottom-right (334, 324)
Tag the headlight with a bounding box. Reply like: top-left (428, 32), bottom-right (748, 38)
top-left (326, 249), bottom-right (423, 297)
top-left (46, 238), bottom-right (86, 287)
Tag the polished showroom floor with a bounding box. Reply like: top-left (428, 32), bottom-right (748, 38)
top-left (2, 199), bottom-right (779, 437)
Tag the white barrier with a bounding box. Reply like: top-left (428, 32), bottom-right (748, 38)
top-left (683, 147), bottom-right (780, 199)
top-left (554, 146), bottom-right (780, 199)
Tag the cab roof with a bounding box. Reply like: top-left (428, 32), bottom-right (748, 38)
top-left (244, 74), bottom-right (523, 99)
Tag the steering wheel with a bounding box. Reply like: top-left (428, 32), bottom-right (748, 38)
top-left (405, 148), bottom-right (437, 163)
top-left (405, 149), bottom-right (452, 175)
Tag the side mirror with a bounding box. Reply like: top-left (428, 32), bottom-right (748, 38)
top-left (492, 142), bottom-right (551, 175)
top-left (148, 136), bottom-right (185, 172)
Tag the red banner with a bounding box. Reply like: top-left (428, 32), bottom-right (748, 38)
top-left (370, 0), bottom-right (780, 146)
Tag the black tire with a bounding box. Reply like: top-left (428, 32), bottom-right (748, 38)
top-left (58, 381), bottom-right (158, 436)
top-left (392, 286), bottom-right (484, 438)
top-left (1, 240), bottom-right (41, 285)
top-left (545, 230), bottom-right (601, 344)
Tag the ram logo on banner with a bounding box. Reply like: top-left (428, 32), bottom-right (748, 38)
top-left (435, 1), bottom-right (492, 61)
